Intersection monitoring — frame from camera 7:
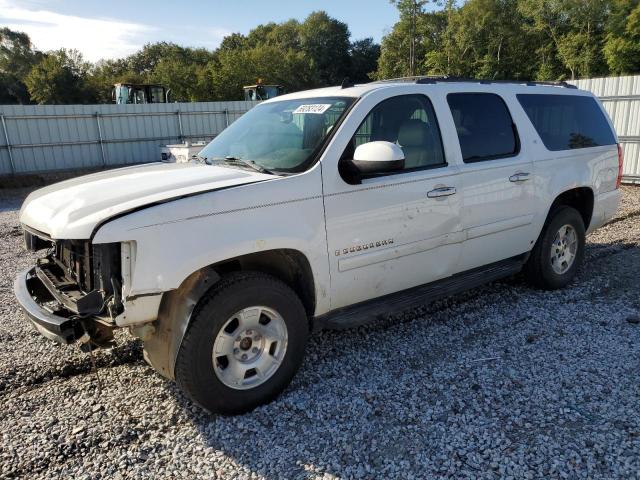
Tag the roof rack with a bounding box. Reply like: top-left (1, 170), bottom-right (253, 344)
top-left (372, 75), bottom-right (577, 89)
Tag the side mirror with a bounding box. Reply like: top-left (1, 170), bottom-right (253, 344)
top-left (349, 141), bottom-right (405, 175)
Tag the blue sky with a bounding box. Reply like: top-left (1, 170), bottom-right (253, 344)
top-left (0, 0), bottom-right (405, 62)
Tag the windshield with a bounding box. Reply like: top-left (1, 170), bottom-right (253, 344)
top-left (199, 96), bottom-right (354, 173)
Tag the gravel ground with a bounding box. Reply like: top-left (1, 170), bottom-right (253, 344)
top-left (1, 186), bottom-right (639, 479)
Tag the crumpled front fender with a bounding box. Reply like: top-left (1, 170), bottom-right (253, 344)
top-left (142, 267), bottom-right (220, 380)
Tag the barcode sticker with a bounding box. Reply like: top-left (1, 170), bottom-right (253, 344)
top-left (292, 104), bottom-right (332, 114)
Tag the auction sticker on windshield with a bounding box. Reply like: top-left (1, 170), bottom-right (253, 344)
top-left (293, 104), bottom-right (332, 114)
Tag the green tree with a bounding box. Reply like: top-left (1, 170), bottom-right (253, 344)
top-left (559, 0), bottom-right (609, 79)
top-left (209, 44), bottom-right (314, 100)
top-left (377, 28), bottom-right (413, 79)
top-left (126, 42), bottom-right (184, 76)
top-left (25, 49), bottom-right (94, 104)
top-left (218, 33), bottom-right (247, 52)
top-left (298, 11), bottom-right (352, 85)
top-left (0, 27), bottom-right (42, 104)
top-left (380, 0), bottom-right (621, 82)
top-left (87, 58), bottom-right (142, 103)
top-left (150, 58), bottom-right (212, 102)
top-left (266, 20), bottom-right (302, 51)
top-left (2, 13), bottom-right (380, 104)
top-left (428, 0), bottom-right (537, 79)
top-left (518, 0), bottom-right (608, 79)
top-left (392, 0), bottom-right (430, 76)
top-left (124, 42), bottom-right (214, 78)
top-left (377, 0), bottom-right (436, 78)
top-left (116, 42), bottom-right (216, 101)
top-left (206, 11), bottom-right (366, 97)
top-left (604, 0), bottom-right (640, 73)
top-left (349, 38), bottom-right (381, 82)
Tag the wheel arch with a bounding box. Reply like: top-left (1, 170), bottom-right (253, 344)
top-left (545, 186), bottom-right (594, 230)
top-left (141, 248), bottom-right (315, 380)
top-left (209, 249), bottom-right (316, 317)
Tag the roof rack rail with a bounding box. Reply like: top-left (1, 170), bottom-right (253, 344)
top-left (372, 75), bottom-right (440, 83)
top-left (373, 76), bottom-right (577, 89)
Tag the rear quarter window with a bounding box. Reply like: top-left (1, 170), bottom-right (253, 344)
top-left (516, 94), bottom-right (616, 151)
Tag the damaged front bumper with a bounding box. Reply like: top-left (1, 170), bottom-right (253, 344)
top-left (14, 232), bottom-right (124, 347)
top-left (14, 267), bottom-right (83, 344)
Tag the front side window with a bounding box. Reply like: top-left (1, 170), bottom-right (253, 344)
top-left (447, 93), bottom-right (519, 163)
top-left (199, 97), bottom-right (354, 173)
top-left (342, 94), bottom-right (445, 171)
top-left (517, 94), bottom-right (616, 151)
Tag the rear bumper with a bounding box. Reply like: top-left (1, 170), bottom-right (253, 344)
top-left (588, 189), bottom-right (622, 233)
top-left (13, 267), bottom-right (81, 344)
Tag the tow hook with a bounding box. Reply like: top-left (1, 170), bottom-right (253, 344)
top-left (78, 322), bottom-right (116, 352)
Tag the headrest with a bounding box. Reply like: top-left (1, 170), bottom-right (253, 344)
top-left (398, 119), bottom-right (430, 147)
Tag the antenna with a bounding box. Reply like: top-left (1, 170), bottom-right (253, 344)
top-left (341, 77), bottom-right (354, 89)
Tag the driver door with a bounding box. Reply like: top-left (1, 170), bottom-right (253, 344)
top-left (323, 93), bottom-right (462, 310)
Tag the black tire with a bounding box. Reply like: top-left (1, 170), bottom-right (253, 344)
top-left (175, 271), bottom-right (308, 415)
top-left (524, 206), bottom-right (586, 290)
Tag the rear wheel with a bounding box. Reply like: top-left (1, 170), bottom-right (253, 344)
top-left (175, 272), bottom-right (308, 414)
top-left (524, 206), bottom-right (585, 290)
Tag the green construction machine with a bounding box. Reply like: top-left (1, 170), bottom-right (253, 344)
top-left (243, 80), bottom-right (284, 101)
top-left (112, 83), bottom-right (171, 104)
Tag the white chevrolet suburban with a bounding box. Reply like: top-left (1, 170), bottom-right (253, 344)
top-left (15, 78), bottom-right (622, 414)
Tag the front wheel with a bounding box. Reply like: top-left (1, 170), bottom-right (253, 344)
top-left (524, 206), bottom-right (586, 290)
top-left (175, 272), bottom-right (308, 414)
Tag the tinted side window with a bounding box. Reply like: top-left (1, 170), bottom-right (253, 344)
top-left (517, 94), bottom-right (616, 151)
top-left (343, 94), bottom-right (445, 171)
top-left (447, 93), bottom-right (519, 163)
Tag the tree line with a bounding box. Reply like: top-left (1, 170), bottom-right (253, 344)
top-left (2, 2), bottom-right (640, 105)
top-left (0, 11), bottom-right (379, 105)
top-left (378, 0), bottom-right (640, 81)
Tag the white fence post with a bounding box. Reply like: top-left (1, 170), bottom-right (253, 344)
top-left (95, 112), bottom-right (107, 167)
top-left (0, 114), bottom-right (15, 174)
top-left (176, 110), bottom-right (184, 143)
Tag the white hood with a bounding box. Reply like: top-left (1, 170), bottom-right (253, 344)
top-left (20, 162), bottom-right (271, 239)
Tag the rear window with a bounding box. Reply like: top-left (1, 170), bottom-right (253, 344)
top-left (447, 93), bottom-right (519, 163)
top-left (517, 94), bottom-right (616, 151)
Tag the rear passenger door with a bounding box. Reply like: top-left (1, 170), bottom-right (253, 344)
top-left (447, 92), bottom-right (535, 272)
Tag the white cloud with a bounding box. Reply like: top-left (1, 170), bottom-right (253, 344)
top-left (0, 0), bottom-right (155, 61)
top-left (166, 27), bottom-right (232, 50)
top-left (210, 27), bottom-right (233, 42)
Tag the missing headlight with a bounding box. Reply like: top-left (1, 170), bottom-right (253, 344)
top-left (24, 229), bottom-right (52, 251)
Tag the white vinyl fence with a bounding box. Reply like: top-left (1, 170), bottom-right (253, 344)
top-left (571, 75), bottom-right (640, 183)
top-left (5, 79), bottom-right (640, 181)
top-left (0, 100), bottom-right (259, 175)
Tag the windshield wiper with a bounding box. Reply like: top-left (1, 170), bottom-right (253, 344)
top-left (210, 156), bottom-right (273, 175)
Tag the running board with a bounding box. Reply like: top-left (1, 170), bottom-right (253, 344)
top-left (315, 254), bottom-right (527, 330)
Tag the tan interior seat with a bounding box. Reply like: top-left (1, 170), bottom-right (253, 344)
top-left (397, 119), bottom-right (441, 169)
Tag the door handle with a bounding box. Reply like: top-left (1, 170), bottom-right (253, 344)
top-left (509, 172), bottom-right (530, 183)
top-left (427, 186), bottom-right (456, 198)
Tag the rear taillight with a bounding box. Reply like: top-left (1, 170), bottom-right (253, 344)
top-left (616, 144), bottom-right (624, 189)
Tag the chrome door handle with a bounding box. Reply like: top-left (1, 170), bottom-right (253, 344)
top-left (509, 172), bottom-right (530, 183)
top-left (427, 186), bottom-right (456, 198)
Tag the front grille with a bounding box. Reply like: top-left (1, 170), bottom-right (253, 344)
top-left (25, 230), bottom-right (123, 317)
top-left (55, 240), bottom-right (93, 293)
